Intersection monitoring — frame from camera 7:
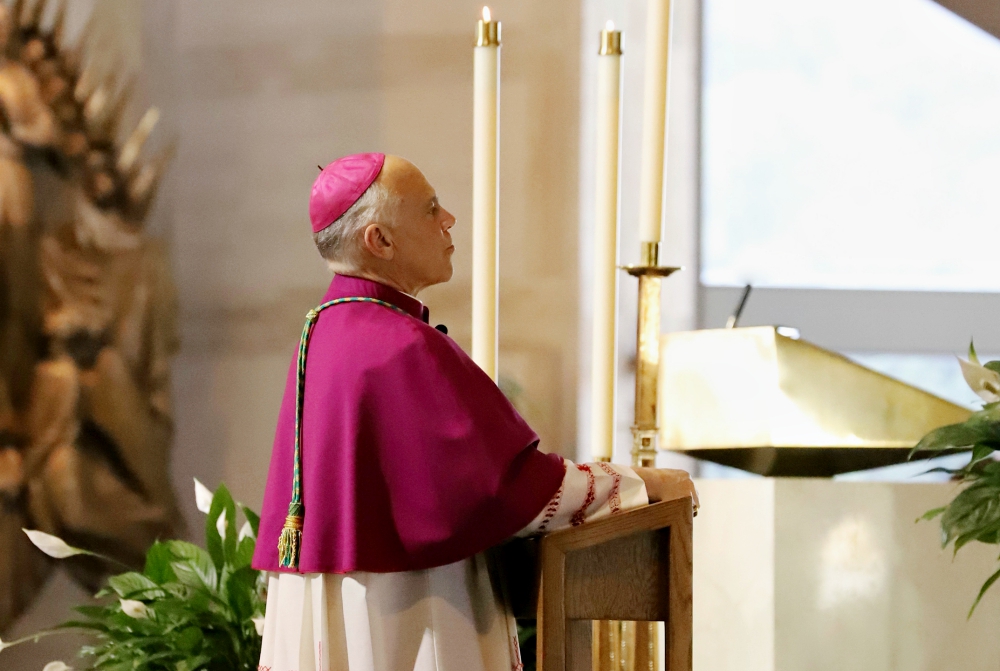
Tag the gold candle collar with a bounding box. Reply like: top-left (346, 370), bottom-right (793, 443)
top-left (640, 241), bottom-right (659, 266)
top-left (476, 19), bottom-right (501, 47)
top-left (599, 28), bottom-right (622, 56)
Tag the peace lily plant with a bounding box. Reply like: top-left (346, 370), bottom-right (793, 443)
top-left (0, 480), bottom-right (265, 670)
top-left (913, 342), bottom-right (1000, 615)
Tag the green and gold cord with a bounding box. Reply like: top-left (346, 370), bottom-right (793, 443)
top-left (277, 296), bottom-right (410, 569)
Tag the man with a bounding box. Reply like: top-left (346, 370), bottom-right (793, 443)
top-left (253, 153), bottom-right (697, 671)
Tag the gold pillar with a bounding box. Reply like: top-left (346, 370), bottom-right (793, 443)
top-left (626, 242), bottom-right (679, 469)
top-left (631, 272), bottom-right (660, 466)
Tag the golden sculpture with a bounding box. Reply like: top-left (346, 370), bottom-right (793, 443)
top-left (0, 0), bottom-right (179, 631)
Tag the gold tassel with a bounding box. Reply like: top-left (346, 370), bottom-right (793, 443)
top-left (277, 505), bottom-right (303, 569)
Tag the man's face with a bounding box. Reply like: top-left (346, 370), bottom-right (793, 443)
top-left (378, 157), bottom-right (456, 293)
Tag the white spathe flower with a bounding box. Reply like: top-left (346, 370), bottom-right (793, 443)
top-left (216, 513), bottom-right (227, 542)
top-left (238, 520), bottom-right (255, 542)
top-left (959, 358), bottom-right (1000, 403)
top-left (22, 530), bottom-right (87, 559)
top-left (43, 662), bottom-right (73, 671)
top-left (120, 599), bottom-right (149, 619)
top-left (194, 478), bottom-right (213, 514)
top-left (252, 616), bottom-right (265, 636)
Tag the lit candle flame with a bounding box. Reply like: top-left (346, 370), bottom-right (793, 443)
top-left (483, 6), bottom-right (492, 22)
top-left (606, 20), bottom-right (615, 32)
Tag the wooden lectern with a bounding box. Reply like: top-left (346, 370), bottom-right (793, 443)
top-left (501, 497), bottom-right (694, 671)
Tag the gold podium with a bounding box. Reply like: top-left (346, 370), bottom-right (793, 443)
top-left (658, 326), bottom-right (972, 475)
top-left (503, 497), bottom-right (694, 671)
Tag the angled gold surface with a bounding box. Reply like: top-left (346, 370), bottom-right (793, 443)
top-left (658, 327), bottom-right (972, 476)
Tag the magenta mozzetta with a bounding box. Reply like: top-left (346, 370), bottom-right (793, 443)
top-left (252, 274), bottom-right (566, 574)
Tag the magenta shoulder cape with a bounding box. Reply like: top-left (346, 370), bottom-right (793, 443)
top-left (252, 274), bottom-right (566, 573)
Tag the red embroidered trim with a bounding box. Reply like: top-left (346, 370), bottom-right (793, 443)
top-left (537, 482), bottom-right (564, 533)
top-left (571, 464), bottom-right (596, 526)
top-left (596, 462), bottom-right (622, 514)
top-left (512, 634), bottom-right (525, 671)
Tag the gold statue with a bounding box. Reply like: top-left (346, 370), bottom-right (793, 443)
top-left (0, 0), bottom-right (180, 631)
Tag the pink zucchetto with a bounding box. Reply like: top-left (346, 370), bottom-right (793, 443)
top-left (309, 153), bottom-right (386, 233)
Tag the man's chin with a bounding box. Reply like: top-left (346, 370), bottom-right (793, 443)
top-left (421, 267), bottom-right (454, 291)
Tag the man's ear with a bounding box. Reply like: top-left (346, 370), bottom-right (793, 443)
top-left (362, 223), bottom-right (394, 260)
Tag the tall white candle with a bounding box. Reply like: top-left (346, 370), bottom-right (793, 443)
top-left (591, 23), bottom-right (623, 462)
top-left (637, 0), bottom-right (673, 245)
top-left (472, 6), bottom-right (500, 380)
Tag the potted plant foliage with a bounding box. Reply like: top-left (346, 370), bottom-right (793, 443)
top-left (913, 343), bottom-right (1000, 615)
top-left (0, 481), bottom-right (265, 670)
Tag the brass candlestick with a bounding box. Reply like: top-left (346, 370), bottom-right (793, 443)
top-left (622, 241), bottom-right (680, 468)
top-left (594, 242), bottom-right (679, 671)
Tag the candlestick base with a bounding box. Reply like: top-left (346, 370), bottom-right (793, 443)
top-left (631, 427), bottom-right (658, 468)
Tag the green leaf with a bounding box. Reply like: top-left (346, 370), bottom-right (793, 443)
top-left (917, 507), bottom-right (947, 523)
top-left (143, 541), bottom-right (177, 584)
top-left (226, 566), bottom-right (259, 620)
top-left (182, 654), bottom-right (213, 671)
top-left (73, 604), bottom-right (113, 618)
top-left (57, 619), bottom-right (111, 633)
top-left (234, 536), bottom-right (255, 570)
top-left (985, 361), bottom-right (1000, 375)
top-left (971, 443), bottom-right (997, 466)
top-left (165, 541), bottom-right (217, 591)
top-left (206, 483), bottom-right (237, 573)
top-left (969, 340), bottom-right (980, 365)
top-left (171, 561), bottom-right (216, 593)
top-left (242, 505), bottom-right (261, 538)
top-left (165, 541), bottom-right (213, 571)
top-left (911, 405), bottom-right (1000, 459)
top-left (969, 565), bottom-right (1000, 617)
top-left (175, 625), bottom-right (204, 653)
top-left (107, 572), bottom-right (164, 600)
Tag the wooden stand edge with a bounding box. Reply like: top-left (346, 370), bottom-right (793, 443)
top-left (499, 497), bottom-right (694, 671)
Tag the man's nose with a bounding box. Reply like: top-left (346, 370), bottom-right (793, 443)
top-left (441, 209), bottom-right (456, 230)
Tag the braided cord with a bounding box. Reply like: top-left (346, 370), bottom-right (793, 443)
top-left (278, 296), bottom-right (410, 568)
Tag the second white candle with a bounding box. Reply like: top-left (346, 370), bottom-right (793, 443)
top-left (472, 7), bottom-right (500, 380)
top-left (591, 23), bottom-right (623, 461)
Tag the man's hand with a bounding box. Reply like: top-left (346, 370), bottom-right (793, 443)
top-left (633, 467), bottom-right (699, 511)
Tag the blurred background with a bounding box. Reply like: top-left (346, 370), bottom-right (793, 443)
top-left (2, 0), bottom-right (999, 667)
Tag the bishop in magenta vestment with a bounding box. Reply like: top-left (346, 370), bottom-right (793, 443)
top-left (253, 153), bottom-right (655, 671)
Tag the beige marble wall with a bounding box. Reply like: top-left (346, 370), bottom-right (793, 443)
top-left (693, 479), bottom-right (1000, 671)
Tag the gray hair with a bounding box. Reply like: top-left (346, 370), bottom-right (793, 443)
top-left (313, 179), bottom-right (397, 263)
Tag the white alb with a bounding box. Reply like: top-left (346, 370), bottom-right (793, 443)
top-left (258, 459), bottom-right (647, 671)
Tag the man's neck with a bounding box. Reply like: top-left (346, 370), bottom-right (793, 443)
top-left (327, 264), bottom-right (420, 298)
